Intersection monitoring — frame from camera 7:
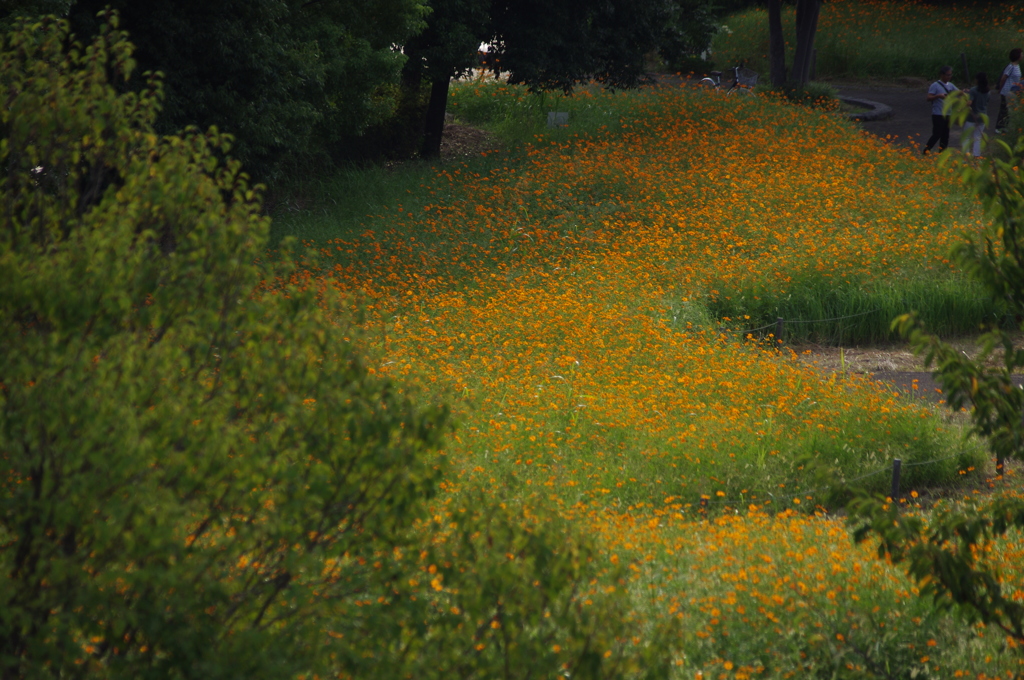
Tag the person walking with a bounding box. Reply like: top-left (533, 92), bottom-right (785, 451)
top-left (965, 72), bottom-right (990, 157)
top-left (923, 66), bottom-right (958, 155)
top-left (996, 47), bottom-right (1022, 134)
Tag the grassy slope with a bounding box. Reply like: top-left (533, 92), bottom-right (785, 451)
top-left (268, 82), bottom-right (1024, 677)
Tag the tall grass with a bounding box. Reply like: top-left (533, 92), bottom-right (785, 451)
top-left (709, 273), bottom-right (1003, 344)
top-left (710, 0), bottom-right (1024, 82)
top-left (269, 161), bottom-right (478, 247)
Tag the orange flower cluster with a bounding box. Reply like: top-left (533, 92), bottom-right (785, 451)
top-left (816, 0), bottom-right (1024, 45)
top-left (711, 0), bottom-right (1024, 83)
top-left (581, 497), bottom-right (1024, 677)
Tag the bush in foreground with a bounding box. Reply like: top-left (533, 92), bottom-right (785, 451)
top-left (0, 13), bottom-right (448, 677)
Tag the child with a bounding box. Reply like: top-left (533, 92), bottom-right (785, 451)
top-left (965, 72), bottom-right (990, 157)
top-left (996, 47), bottom-right (1022, 134)
top-left (923, 66), bottom-right (958, 155)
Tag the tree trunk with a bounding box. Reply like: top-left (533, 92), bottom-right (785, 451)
top-left (767, 0), bottom-right (786, 87)
top-left (791, 0), bottom-right (821, 86)
top-left (420, 76), bottom-right (451, 160)
top-left (393, 61), bottom-right (428, 159)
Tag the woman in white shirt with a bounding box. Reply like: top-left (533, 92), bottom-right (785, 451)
top-left (996, 47), bottom-right (1022, 134)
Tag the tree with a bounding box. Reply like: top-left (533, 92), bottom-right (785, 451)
top-left (767, 0), bottom-right (821, 87)
top-left (847, 103), bottom-right (1024, 652)
top-left (0, 14), bottom-right (448, 676)
top-left (406, 0), bottom-right (718, 160)
top-left (347, 498), bottom-right (680, 679)
top-left (767, 0), bottom-right (786, 86)
top-left (658, 0), bottom-right (718, 72)
top-left (790, 0), bottom-right (820, 85)
top-left (0, 0), bottom-right (72, 31)
top-left (50, 0), bottom-right (429, 181)
top-left (488, 0), bottom-right (674, 93)
top-left (400, 0), bottom-right (491, 160)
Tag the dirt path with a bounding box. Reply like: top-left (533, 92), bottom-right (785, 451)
top-left (791, 340), bottom-right (1024, 405)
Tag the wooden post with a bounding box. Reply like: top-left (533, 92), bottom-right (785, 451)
top-left (776, 317), bottom-right (784, 344)
top-left (960, 52), bottom-right (970, 85)
top-left (890, 458), bottom-right (902, 502)
top-left (810, 48), bottom-right (817, 81)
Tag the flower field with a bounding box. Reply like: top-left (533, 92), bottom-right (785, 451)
top-left (709, 0), bottom-right (1024, 83)
top-left (272, 83), bottom-right (1024, 676)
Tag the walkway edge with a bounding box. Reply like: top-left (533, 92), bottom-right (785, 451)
top-left (841, 97), bottom-right (894, 122)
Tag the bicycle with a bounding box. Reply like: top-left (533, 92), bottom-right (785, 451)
top-left (698, 65), bottom-right (758, 95)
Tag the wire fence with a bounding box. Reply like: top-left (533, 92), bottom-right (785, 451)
top-left (690, 451), bottom-right (980, 511)
top-left (785, 308), bottom-right (881, 325)
top-left (736, 321), bottom-right (778, 336)
top-left (725, 308), bottom-right (885, 339)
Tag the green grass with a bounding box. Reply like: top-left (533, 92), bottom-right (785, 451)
top-left (708, 273), bottom-right (1005, 344)
top-left (269, 79), bottom-right (647, 248)
top-left (269, 161), bottom-right (459, 246)
top-left (709, 0), bottom-right (1024, 82)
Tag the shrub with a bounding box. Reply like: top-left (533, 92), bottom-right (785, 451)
top-left (757, 80), bottom-right (840, 110)
top-left (1005, 94), bottom-right (1024, 150)
top-left (355, 499), bottom-right (679, 680)
top-left (0, 14), bottom-right (449, 677)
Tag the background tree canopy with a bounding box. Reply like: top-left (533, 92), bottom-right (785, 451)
top-left (406, 0), bottom-right (718, 158)
top-left (0, 0), bottom-right (718, 175)
top-left (60, 0), bottom-right (429, 181)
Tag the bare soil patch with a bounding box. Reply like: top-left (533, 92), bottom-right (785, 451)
top-left (791, 335), bottom-right (1024, 405)
top-left (440, 123), bottom-right (501, 160)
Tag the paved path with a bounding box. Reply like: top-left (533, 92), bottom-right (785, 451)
top-left (836, 80), bottom-right (1001, 154)
top-left (652, 74), bottom-right (1001, 154)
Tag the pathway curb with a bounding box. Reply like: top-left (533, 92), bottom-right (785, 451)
top-left (841, 96), bottom-right (893, 122)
